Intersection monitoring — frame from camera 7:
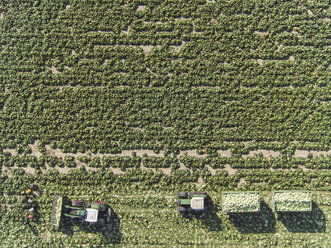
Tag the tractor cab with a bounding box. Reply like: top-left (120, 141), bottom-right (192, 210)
top-left (85, 208), bottom-right (99, 223)
top-left (190, 197), bottom-right (205, 210)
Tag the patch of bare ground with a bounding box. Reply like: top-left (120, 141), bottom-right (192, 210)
top-left (323, 18), bottom-right (330, 21)
top-left (308, 9), bottom-right (313, 15)
top-left (238, 178), bottom-right (246, 187)
top-left (111, 168), bottom-right (125, 175)
top-left (29, 141), bottom-right (42, 158)
top-left (192, 30), bottom-right (203, 34)
top-left (242, 150), bottom-right (281, 159)
top-left (174, 17), bottom-right (192, 22)
top-left (294, 150), bottom-right (331, 158)
top-left (254, 31), bottom-right (269, 36)
top-left (194, 176), bottom-right (204, 188)
top-left (179, 161), bottom-right (192, 173)
top-left (71, 50), bottom-right (76, 55)
top-left (64, 66), bottom-right (72, 71)
top-left (217, 149), bottom-right (231, 157)
top-left (204, 164), bottom-right (216, 176)
top-left (130, 127), bottom-right (145, 132)
top-left (178, 150), bottom-right (207, 158)
top-left (164, 126), bottom-right (173, 130)
top-left (122, 149), bottom-right (164, 157)
top-left (257, 59), bottom-right (263, 66)
top-left (281, 85), bottom-right (294, 89)
top-left (137, 5), bottom-right (146, 11)
top-left (159, 166), bottom-right (172, 175)
top-left (239, 85), bottom-right (259, 90)
top-left (289, 56), bottom-right (295, 61)
top-left (141, 45), bottom-right (160, 55)
top-left (3, 148), bottom-right (17, 156)
top-left (49, 66), bottom-right (61, 74)
top-left (65, 5), bottom-right (71, 10)
top-left (0, 13), bottom-right (3, 19)
top-left (224, 164), bottom-right (237, 175)
top-left (298, 165), bottom-right (310, 172)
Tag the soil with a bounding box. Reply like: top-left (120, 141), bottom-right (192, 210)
top-left (224, 164), bottom-right (237, 175)
top-left (238, 178), bottom-right (246, 187)
top-left (50, 66), bottom-right (61, 74)
top-left (217, 149), bottom-right (231, 157)
top-left (137, 5), bottom-right (145, 11)
top-left (294, 150), bottom-right (331, 157)
top-left (178, 150), bottom-right (207, 158)
top-left (2, 141), bottom-right (329, 175)
top-left (205, 164), bottom-right (216, 175)
top-left (289, 56), bottom-right (295, 61)
top-left (194, 176), bottom-right (204, 188)
top-left (242, 150), bottom-right (280, 159)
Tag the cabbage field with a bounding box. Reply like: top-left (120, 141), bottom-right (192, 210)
top-left (0, 0), bottom-right (330, 247)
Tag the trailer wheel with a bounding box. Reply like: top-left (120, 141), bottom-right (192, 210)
top-left (178, 192), bottom-right (188, 199)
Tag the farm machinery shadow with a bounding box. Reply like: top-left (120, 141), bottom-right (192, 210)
top-left (180, 196), bottom-right (222, 231)
top-left (277, 201), bottom-right (326, 233)
top-left (58, 197), bottom-right (122, 244)
top-left (228, 201), bottom-right (276, 233)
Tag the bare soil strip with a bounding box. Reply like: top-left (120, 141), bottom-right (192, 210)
top-left (242, 150), bottom-right (281, 159)
top-left (2, 142), bottom-right (329, 176)
top-left (294, 150), bottom-right (331, 157)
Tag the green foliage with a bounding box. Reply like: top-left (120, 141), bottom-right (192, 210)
top-left (0, 0), bottom-right (330, 246)
top-left (64, 155), bottom-right (76, 168)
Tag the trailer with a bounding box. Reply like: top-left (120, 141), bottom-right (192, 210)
top-left (272, 190), bottom-right (312, 212)
top-left (222, 191), bottom-right (260, 213)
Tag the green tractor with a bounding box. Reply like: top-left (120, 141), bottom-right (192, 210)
top-left (51, 195), bottom-right (112, 228)
top-left (177, 192), bottom-right (209, 213)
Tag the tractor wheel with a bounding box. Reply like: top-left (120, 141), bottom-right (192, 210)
top-left (178, 207), bottom-right (187, 213)
top-left (178, 192), bottom-right (188, 199)
top-left (73, 200), bottom-right (84, 207)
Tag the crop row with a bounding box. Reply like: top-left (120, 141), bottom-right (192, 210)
top-left (1, 151), bottom-right (330, 170)
top-left (1, 167), bottom-right (330, 197)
